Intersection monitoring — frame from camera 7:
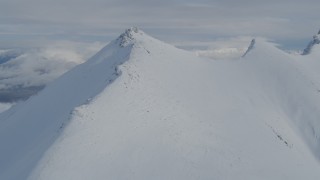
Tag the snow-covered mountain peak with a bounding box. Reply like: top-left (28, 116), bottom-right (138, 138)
top-left (117, 27), bottom-right (145, 47)
top-left (88, 27), bottom-right (174, 66)
top-left (302, 30), bottom-right (320, 55)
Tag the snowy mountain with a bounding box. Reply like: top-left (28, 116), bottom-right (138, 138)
top-left (1, 28), bottom-right (320, 180)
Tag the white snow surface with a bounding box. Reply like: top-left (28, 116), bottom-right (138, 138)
top-left (1, 28), bottom-right (320, 180)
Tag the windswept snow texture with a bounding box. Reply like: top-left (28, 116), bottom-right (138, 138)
top-left (1, 28), bottom-right (320, 180)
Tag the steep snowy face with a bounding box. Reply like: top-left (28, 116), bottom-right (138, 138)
top-left (302, 30), bottom-right (320, 55)
top-left (243, 40), bottom-right (320, 161)
top-left (0, 28), bottom-right (149, 180)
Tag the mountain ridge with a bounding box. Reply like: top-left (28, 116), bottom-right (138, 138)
top-left (1, 28), bottom-right (320, 180)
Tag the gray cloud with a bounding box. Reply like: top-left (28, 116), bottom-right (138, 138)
top-left (0, 41), bottom-right (103, 102)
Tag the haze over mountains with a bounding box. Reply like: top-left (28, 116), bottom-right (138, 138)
top-left (0, 42), bottom-right (102, 104)
top-left (0, 28), bottom-right (320, 179)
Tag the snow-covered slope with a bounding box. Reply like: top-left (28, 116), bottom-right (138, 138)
top-left (1, 28), bottom-right (320, 180)
top-left (0, 28), bottom-right (135, 180)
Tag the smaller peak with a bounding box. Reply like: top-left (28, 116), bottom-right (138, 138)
top-left (117, 27), bottom-right (144, 47)
top-left (302, 30), bottom-right (320, 55)
top-left (242, 38), bottom-right (255, 57)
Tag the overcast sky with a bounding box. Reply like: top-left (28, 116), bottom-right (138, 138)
top-left (0, 0), bottom-right (319, 50)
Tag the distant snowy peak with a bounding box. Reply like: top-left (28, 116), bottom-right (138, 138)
top-left (302, 30), bottom-right (320, 55)
top-left (242, 38), bottom-right (255, 57)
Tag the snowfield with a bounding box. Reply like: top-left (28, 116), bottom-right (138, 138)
top-left (1, 28), bottom-right (320, 179)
